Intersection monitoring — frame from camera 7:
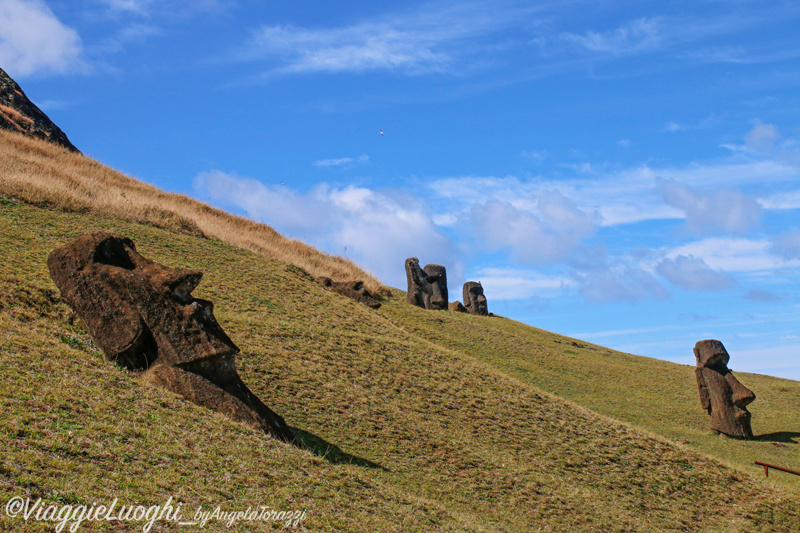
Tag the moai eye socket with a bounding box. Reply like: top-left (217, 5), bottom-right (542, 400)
top-left (92, 236), bottom-right (137, 270)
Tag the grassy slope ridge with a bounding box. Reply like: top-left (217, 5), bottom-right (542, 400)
top-left (0, 129), bottom-right (382, 293)
top-left (0, 199), bottom-right (797, 532)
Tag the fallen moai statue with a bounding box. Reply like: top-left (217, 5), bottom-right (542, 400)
top-left (47, 231), bottom-right (294, 442)
top-left (315, 277), bottom-right (381, 309)
top-left (448, 301), bottom-right (467, 313)
top-left (694, 339), bottom-right (756, 439)
top-left (405, 257), bottom-right (448, 310)
top-left (463, 281), bottom-right (489, 316)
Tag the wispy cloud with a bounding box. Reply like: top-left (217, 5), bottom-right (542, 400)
top-left (313, 154), bottom-right (369, 168)
top-left (770, 228), bottom-right (800, 260)
top-left (562, 17), bottom-right (663, 55)
top-left (655, 177), bottom-right (761, 235)
top-left (655, 255), bottom-right (737, 291)
top-left (0, 0), bottom-right (84, 77)
top-left (468, 191), bottom-right (598, 265)
top-left (193, 170), bottom-right (455, 287)
top-left (238, 1), bottom-right (544, 76)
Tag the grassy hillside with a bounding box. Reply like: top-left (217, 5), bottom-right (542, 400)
top-left (0, 129), bottom-right (381, 293)
top-left (1, 135), bottom-right (798, 531)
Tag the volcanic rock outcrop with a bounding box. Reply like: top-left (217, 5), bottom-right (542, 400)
top-left (405, 257), bottom-right (448, 310)
top-left (694, 339), bottom-right (756, 439)
top-left (316, 277), bottom-right (381, 309)
top-left (47, 232), bottom-right (293, 442)
top-left (0, 67), bottom-right (79, 153)
top-left (463, 281), bottom-right (488, 316)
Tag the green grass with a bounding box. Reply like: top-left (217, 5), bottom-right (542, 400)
top-left (0, 197), bottom-right (798, 532)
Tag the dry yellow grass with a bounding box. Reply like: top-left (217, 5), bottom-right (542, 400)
top-left (0, 129), bottom-right (383, 293)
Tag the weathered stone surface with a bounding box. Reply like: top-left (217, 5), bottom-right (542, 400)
top-left (405, 257), bottom-right (449, 310)
top-left (0, 67), bottom-right (80, 153)
top-left (405, 257), bottom-right (431, 309)
top-left (47, 232), bottom-right (293, 442)
top-left (463, 281), bottom-right (488, 316)
top-left (448, 301), bottom-right (467, 313)
top-left (316, 276), bottom-right (381, 309)
top-left (423, 264), bottom-right (448, 310)
top-left (694, 339), bottom-right (755, 439)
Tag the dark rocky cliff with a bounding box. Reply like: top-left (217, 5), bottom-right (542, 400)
top-left (0, 66), bottom-right (79, 153)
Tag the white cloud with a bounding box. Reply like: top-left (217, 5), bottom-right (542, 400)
top-left (193, 170), bottom-right (454, 287)
top-left (562, 17), bottom-right (662, 55)
top-left (313, 154), bottom-right (369, 168)
top-left (0, 0), bottom-right (83, 77)
top-left (667, 237), bottom-right (800, 273)
top-left (469, 191), bottom-right (597, 265)
top-left (743, 288), bottom-right (781, 302)
top-left (656, 177), bottom-right (761, 235)
top-left (577, 266), bottom-right (667, 303)
top-left (469, 267), bottom-right (574, 301)
top-left (655, 255), bottom-right (737, 291)
top-left (770, 228), bottom-right (800, 260)
top-left (239, 2), bottom-right (538, 76)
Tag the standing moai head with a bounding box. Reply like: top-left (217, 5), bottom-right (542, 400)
top-left (405, 257), bottom-right (448, 310)
top-left (463, 281), bottom-right (488, 316)
top-left (405, 257), bottom-right (431, 309)
top-left (47, 232), bottom-right (294, 442)
top-left (694, 339), bottom-right (755, 439)
top-left (423, 264), bottom-right (448, 310)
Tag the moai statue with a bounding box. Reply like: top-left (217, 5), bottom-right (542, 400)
top-left (462, 281), bottom-right (488, 316)
top-left (423, 264), bottom-right (448, 310)
top-left (405, 257), bottom-right (431, 309)
top-left (405, 257), bottom-right (448, 310)
top-left (47, 232), bottom-right (294, 442)
top-left (694, 339), bottom-right (756, 439)
top-left (315, 277), bottom-right (381, 309)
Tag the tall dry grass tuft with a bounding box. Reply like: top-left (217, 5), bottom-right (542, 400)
top-left (0, 129), bottom-right (384, 293)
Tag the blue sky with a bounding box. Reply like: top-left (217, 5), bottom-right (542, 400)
top-left (3, 0), bottom-right (800, 379)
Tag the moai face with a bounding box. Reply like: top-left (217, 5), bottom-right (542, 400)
top-left (48, 232), bottom-right (294, 442)
top-left (47, 232), bottom-right (238, 372)
top-left (423, 264), bottom-right (448, 310)
top-left (405, 257), bottom-right (431, 309)
top-left (694, 339), bottom-right (755, 439)
top-left (463, 281), bottom-right (488, 316)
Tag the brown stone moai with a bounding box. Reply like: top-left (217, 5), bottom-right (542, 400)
top-left (694, 339), bottom-right (756, 439)
top-left (405, 258), bottom-right (448, 310)
top-left (448, 301), bottom-right (467, 313)
top-left (47, 232), bottom-right (294, 443)
top-left (315, 277), bottom-right (381, 309)
top-left (463, 281), bottom-right (488, 316)
top-left (423, 264), bottom-right (448, 310)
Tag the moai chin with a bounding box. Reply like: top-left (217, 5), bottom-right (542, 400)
top-left (463, 281), bottom-right (489, 316)
top-left (47, 232), bottom-right (294, 442)
top-left (694, 339), bottom-right (755, 439)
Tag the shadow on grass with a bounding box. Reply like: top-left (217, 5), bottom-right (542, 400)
top-left (291, 427), bottom-right (388, 470)
top-left (753, 431), bottom-right (800, 444)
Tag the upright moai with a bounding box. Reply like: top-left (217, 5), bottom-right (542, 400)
top-left (405, 257), bottom-right (448, 310)
top-left (423, 264), bottom-right (448, 310)
top-left (463, 281), bottom-right (488, 316)
top-left (694, 339), bottom-right (756, 439)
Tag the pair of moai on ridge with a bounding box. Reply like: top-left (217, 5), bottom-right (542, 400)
top-left (404, 257), bottom-right (488, 316)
